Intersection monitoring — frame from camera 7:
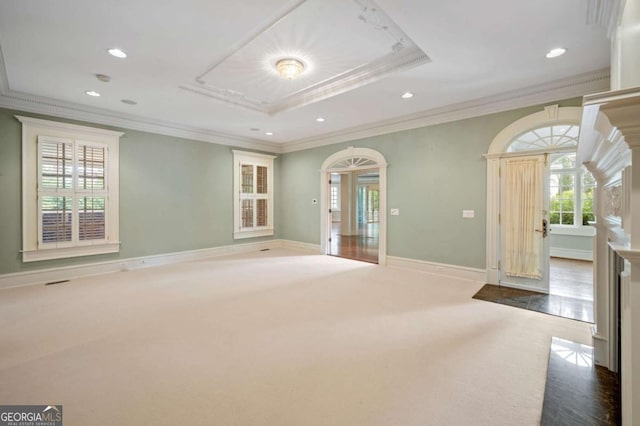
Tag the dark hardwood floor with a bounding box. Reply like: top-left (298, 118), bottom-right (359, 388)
top-left (329, 222), bottom-right (378, 263)
top-left (473, 257), bottom-right (594, 322)
top-left (541, 337), bottom-right (620, 425)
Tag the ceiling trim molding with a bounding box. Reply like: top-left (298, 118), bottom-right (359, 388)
top-left (279, 68), bottom-right (611, 153)
top-left (587, 0), bottom-right (625, 39)
top-left (0, 91), bottom-right (280, 154)
top-left (184, 0), bottom-right (430, 115)
top-left (0, 32), bottom-right (609, 157)
top-left (183, 47), bottom-right (430, 116)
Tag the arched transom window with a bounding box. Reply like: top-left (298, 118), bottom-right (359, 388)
top-left (507, 125), bottom-right (579, 152)
top-left (505, 124), bottom-right (594, 227)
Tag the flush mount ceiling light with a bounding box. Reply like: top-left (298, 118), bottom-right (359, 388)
top-left (401, 92), bottom-right (414, 99)
top-left (85, 90), bottom-right (101, 97)
top-left (316, 117), bottom-right (325, 122)
top-left (108, 48), bottom-right (127, 59)
top-left (275, 58), bottom-right (305, 79)
top-left (546, 48), bottom-right (566, 58)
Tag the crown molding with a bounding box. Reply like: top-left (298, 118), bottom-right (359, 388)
top-left (279, 68), bottom-right (611, 153)
top-left (0, 89), bottom-right (280, 153)
top-left (587, 0), bottom-right (625, 39)
top-left (0, 32), bottom-right (610, 157)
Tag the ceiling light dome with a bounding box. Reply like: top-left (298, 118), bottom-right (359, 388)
top-left (276, 58), bottom-right (305, 79)
top-left (546, 48), bottom-right (566, 58)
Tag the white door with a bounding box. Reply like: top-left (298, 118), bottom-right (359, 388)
top-left (499, 155), bottom-right (550, 293)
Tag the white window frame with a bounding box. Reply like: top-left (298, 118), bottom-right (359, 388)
top-left (18, 116), bottom-right (122, 262)
top-left (232, 150), bottom-right (276, 240)
top-left (548, 153), bottom-right (596, 231)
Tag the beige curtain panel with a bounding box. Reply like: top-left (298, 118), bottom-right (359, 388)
top-left (503, 157), bottom-right (543, 279)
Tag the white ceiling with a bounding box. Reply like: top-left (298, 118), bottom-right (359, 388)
top-left (0, 0), bottom-right (611, 152)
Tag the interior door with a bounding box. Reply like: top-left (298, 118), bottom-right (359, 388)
top-left (499, 155), bottom-right (550, 293)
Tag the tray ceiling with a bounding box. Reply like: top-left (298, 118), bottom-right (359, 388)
top-left (180, 0), bottom-right (430, 115)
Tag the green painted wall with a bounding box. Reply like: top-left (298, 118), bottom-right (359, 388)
top-left (1, 98), bottom-right (582, 275)
top-left (276, 98), bottom-right (582, 270)
top-left (0, 108), bottom-right (278, 274)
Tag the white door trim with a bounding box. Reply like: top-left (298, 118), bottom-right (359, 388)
top-left (320, 147), bottom-right (388, 265)
top-left (484, 106), bottom-right (582, 284)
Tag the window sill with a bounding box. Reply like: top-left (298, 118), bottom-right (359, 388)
top-left (548, 225), bottom-right (596, 237)
top-left (234, 229), bottom-right (274, 240)
top-left (22, 243), bottom-right (120, 262)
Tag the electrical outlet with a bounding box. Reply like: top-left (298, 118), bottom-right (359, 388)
top-left (390, 208), bottom-right (400, 216)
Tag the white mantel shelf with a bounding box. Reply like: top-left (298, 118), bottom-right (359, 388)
top-left (609, 242), bottom-right (640, 263)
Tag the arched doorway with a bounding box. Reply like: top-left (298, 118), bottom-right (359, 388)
top-left (484, 105), bottom-right (595, 320)
top-left (320, 147), bottom-right (387, 264)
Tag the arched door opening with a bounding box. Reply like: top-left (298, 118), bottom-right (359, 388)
top-left (483, 106), bottom-right (594, 322)
top-left (328, 169), bottom-right (379, 263)
top-left (321, 147), bottom-right (387, 265)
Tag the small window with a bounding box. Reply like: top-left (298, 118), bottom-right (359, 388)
top-left (233, 150), bottom-right (276, 239)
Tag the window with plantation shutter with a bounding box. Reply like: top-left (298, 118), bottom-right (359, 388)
top-left (19, 116), bottom-right (121, 262)
top-left (233, 150), bottom-right (275, 239)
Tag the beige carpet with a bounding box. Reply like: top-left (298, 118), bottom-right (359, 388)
top-left (0, 248), bottom-right (590, 425)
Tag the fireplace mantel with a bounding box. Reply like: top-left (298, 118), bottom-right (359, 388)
top-left (579, 85), bottom-right (640, 426)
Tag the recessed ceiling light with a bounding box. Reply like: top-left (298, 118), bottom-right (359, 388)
top-left (121, 99), bottom-right (137, 105)
top-left (265, 132), bottom-right (273, 136)
top-left (85, 90), bottom-right (101, 97)
top-left (108, 48), bottom-right (127, 59)
top-left (546, 48), bottom-right (566, 58)
top-left (401, 92), bottom-right (414, 99)
top-left (316, 117), bottom-right (325, 122)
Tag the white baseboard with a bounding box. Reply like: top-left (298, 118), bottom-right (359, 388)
top-left (550, 247), bottom-right (593, 261)
top-left (385, 256), bottom-right (486, 283)
top-left (280, 240), bottom-right (322, 253)
top-left (0, 239), bottom-right (310, 290)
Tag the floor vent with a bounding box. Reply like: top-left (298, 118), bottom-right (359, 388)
top-left (260, 248), bottom-right (270, 252)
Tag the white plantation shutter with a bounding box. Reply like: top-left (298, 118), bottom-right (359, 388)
top-left (233, 151), bottom-right (275, 239)
top-left (77, 143), bottom-right (107, 242)
top-left (37, 137), bottom-right (109, 247)
top-left (38, 137), bottom-right (74, 246)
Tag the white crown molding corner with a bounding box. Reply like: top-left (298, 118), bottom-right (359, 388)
top-left (587, 0), bottom-right (625, 39)
top-left (280, 68), bottom-right (611, 153)
top-left (385, 255), bottom-right (486, 283)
